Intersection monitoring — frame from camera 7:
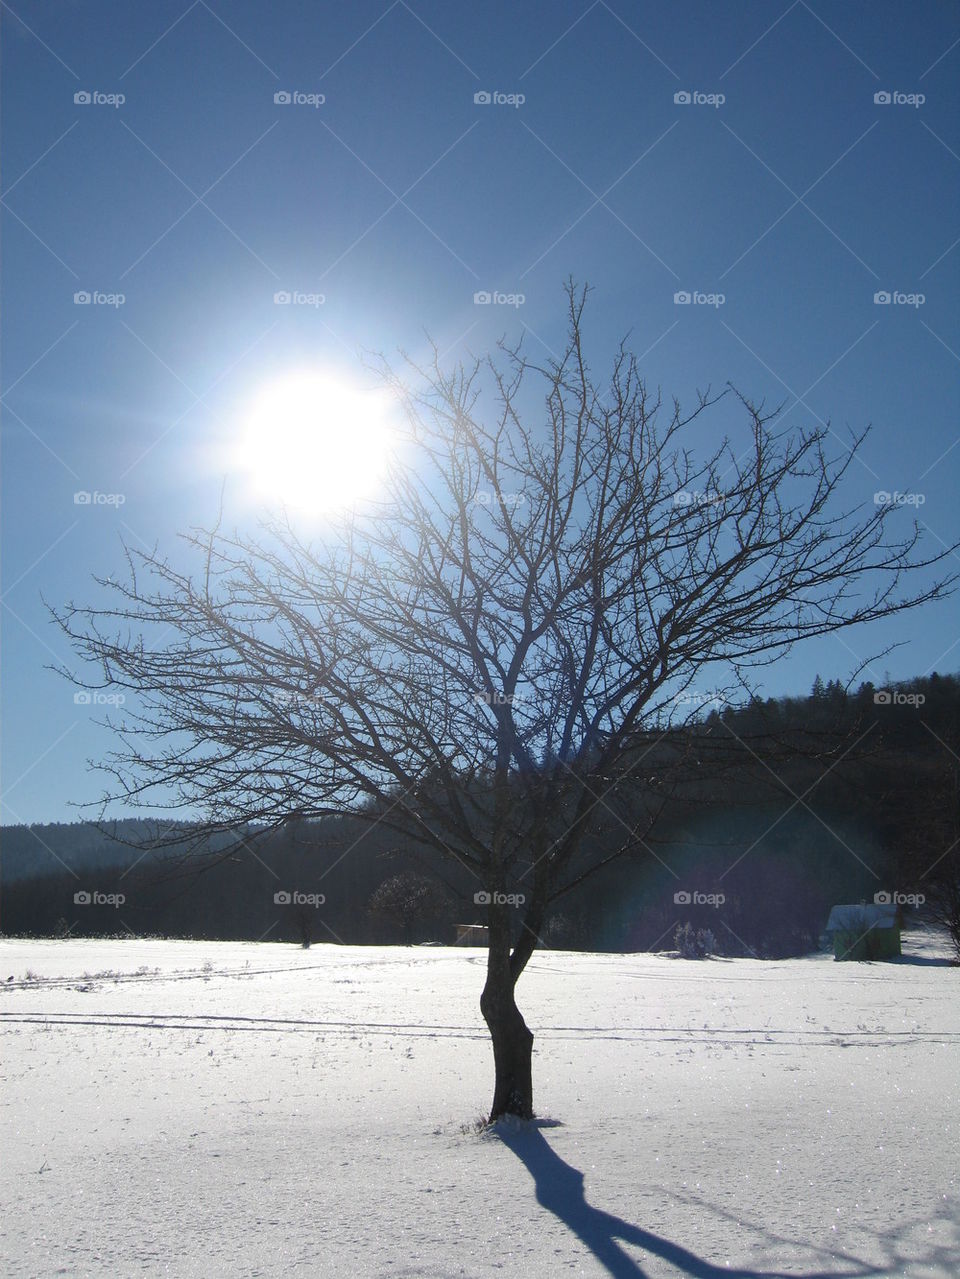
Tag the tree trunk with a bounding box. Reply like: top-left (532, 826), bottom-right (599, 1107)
top-left (480, 955), bottom-right (534, 1120)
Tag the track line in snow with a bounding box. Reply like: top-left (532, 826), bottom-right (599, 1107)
top-left (2, 1010), bottom-right (956, 1047)
top-left (0, 952), bottom-right (457, 992)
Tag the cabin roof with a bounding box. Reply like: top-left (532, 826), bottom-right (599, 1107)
top-left (825, 903), bottom-right (898, 932)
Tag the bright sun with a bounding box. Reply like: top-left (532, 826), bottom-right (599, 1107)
top-left (236, 370), bottom-right (396, 514)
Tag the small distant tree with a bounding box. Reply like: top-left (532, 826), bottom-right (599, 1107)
top-left (926, 857), bottom-right (960, 962)
top-left (54, 281), bottom-right (957, 1118)
top-left (872, 695), bottom-right (960, 963)
top-left (368, 872), bottom-right (454, 944)
top-left (917, 761), bottom-right (960, 963)
top-left (674, 923), bottom-right (716, 958)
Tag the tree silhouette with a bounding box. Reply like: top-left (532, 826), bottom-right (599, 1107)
top-left (54, 281), bottom-right (957, 1118)
top-left (367, 871), bottom-right (454, 944)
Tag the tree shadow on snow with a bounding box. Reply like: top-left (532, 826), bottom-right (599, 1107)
top-left (493, 1120), bottom-right (892, 1279)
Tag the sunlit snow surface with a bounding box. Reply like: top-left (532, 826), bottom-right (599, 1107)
top-left (1, 933), bottom-right (957, 1277)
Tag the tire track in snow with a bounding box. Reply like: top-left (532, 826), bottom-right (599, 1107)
top-left (0, 952), bottom-right (457, 993)
top-left (3, 1010), bottom-right (957, 1047)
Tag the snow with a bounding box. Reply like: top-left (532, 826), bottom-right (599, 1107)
top-left (1, 934), bottom-right (957, 1277)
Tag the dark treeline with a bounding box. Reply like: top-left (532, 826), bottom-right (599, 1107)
top-left (3, 672), bottom-right (958, 957)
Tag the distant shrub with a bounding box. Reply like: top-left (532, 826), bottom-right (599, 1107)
top-left (675, 922), bottom-right (716, 958)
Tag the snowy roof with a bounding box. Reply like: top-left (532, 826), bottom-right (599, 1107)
top-left (825, 904), bottom-right (898, 933)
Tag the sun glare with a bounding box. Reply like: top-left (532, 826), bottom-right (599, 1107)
top-left (236, 370), bottom-right (396, 514)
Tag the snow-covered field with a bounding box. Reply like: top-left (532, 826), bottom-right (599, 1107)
top-left (1, 934), bottom-right (957, 1278)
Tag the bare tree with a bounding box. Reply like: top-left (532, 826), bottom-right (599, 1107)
top-left (900, 739), bottom-right (960, 962)
top-left (916, 729), bottom-right (960, 963)
top-left (367, 871), bottom-right (454, 944)
top-left (54, 281), bottom-right (956, 1118)
top-left (926, 850), bottom-right (960, 962)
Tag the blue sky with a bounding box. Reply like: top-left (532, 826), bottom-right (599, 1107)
top-left (2, 1), bottom-right (958, 824)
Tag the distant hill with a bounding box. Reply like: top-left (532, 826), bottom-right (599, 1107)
top-left (1, 819), bottom-right (198, 882)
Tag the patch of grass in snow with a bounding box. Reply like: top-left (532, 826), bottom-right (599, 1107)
top-left (460, 1113), bottom-right (564, 1139)
top-left (459, 1114), bottom-right (492, 1137)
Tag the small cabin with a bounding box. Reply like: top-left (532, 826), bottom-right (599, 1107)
top-left (455, 924), bottom-right (489, 946)
top-left (823, 903), bottom-right (900, 961)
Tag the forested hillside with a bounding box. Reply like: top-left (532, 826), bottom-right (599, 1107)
top-left (4, 672), bottom-right (957, 956)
